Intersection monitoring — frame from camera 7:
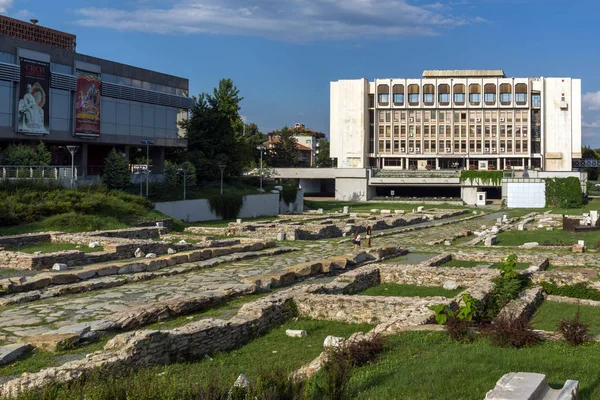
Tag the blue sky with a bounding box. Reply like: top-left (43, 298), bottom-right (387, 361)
top-left (4, 0), bottom-right (600, 146)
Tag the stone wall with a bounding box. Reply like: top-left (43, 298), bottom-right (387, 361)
top-left (378, 264), bottom-right (500, 287)
top-left (295, 294), bottom-right (448, 325)
top-left (0, 233), bottom-right (54, 249)
top-left (0, 288), bottom-right (301, 396)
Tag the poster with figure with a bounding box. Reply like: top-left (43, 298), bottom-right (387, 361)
top-left (17, 58), bottom-right (50, 134)
top-left (75, 70), bottom-right (101, 135)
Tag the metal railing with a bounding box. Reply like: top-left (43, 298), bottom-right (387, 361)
top-left (0, 166), bottom-right (76, 180)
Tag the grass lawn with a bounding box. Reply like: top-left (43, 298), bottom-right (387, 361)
top-left (8, 319), bottom-right (374, 399)
top-left (346, 331), bottom-right (600, 399)
top-left (304, 200), bottom-right (472, 213)
top-left (0, 336), bottom-right (111, 378)
top-left (4, 242), bottom-right (104, 254)
top-left (442, 260), bottom-right (530, 270)
top-left (532, 301), bottom-right (600, 334)
top-left (358, 283), bottom-right (463, 298)
top-left (495, 229), bottom-right (600, 247)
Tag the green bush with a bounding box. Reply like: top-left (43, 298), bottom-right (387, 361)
top-left (164, 161), bottom-right (197, 188)
top-left (559, 307), bottom-right (590, 345)
top-left (540, 281), bottom-right (600, 301)
top-left (545, 177), bottom-right (583, 208)
top-left (208, 193), bottom-right (244, 219)
top-left (103, 149), bottom-right (130, 190)
top-left (0, 182), bottom-right (154, 227)
top-left (483, 275), bottom-right (529, 321)
top-left (281, 185), bottom-right (299, 205)
top-left (460, 170), bottom-right (503, 186)
top-left (0, 142), bottom-right (51, 166)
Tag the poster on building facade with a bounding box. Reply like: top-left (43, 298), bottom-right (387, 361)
top-left (17, 58), bottom-right (50, 134)
top-left (75, 70), bottom-right (101, 136)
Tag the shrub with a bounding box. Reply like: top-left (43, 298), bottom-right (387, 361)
top-left (545, 177), bottom-right (583, 208)
top-left (460, 170), bottom-right (503, 185)
top-left (346, 335), bottom-right (384, 366)
top-left (0, 142), bottom-right (51, 166)
top-left (103, 149), bottom-right (130, 190)
top-left (281, 185), bottom-right (299, 205)
top-left (484, 313), bottom-right (541, 348)
top-left (249, 368), bottom-right (306, 400)
top-left (558, 307), bottom-right (590, 345)
top-left (207, 193), bottom-right (244, 219)
top-left (164, 160), bottom-right (197, 188)
top-left (445, 316), bottom-right (473, 342)
top-left (483, 274), bottom-right (529, 321)
top-left (539, 281), bottom-right (600, 301)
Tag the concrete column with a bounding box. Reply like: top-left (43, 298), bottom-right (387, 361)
top-left (435, 158), bottom-right (439, 170)
top-left (80, 143), bottom-right (88, 177)
top-left (152, 147), bottom-right (165, 174)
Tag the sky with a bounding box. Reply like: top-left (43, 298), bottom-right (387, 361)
top-left (3, 0), bottom-right (600, 146)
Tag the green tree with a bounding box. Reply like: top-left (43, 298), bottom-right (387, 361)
top-left (269, 131), bottom-right (299, 167)
top-left (103, 149), bottom-right (130, 190)
top-left (242, 123), bottom-right (268, 167)
top-left (315, 139), bottom-right (331, 168)
top-left (0, 142), bottom-right (51, 166)
top-left (164, 160), bottom-right (197, 188)
top-left (182, 79), bottom-right (247, 181)
top-left (581, 146), bottom-right (599, 181)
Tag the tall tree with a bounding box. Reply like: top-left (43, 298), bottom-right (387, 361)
top-left (582, 146), bottom-right (599, 181)
top-left (181, 79), bottom-right (246, 181)
top-left (269, 131), bottom-right (299, 167)
top-left (315, 139), bottom-right (331, 168)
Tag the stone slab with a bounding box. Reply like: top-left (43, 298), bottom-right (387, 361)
top-left (0, 343), bottom-right (32, 365)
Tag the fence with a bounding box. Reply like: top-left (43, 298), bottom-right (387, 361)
top-left (0, 166), bottom-right (76, 180)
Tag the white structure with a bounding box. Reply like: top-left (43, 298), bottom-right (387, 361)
top-left (331, 70), bottom-right (581, 172)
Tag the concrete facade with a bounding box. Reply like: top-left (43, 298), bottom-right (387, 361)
top-left (330, 70), bottom-right (581, 173)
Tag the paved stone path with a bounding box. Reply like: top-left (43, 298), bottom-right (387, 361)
top-left (0, 211), bottom-right (544, 343)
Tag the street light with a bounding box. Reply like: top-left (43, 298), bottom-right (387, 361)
top-left (256, 145), bottom-right (266, 192)
top-left (178, 164), bottom-right (189, 200)
top-left (141, 140), bottom-right (154, 198)
top-left (66, 146), bottom-right (79, 188)
top-left (218, 164), bottom-right (226, 195)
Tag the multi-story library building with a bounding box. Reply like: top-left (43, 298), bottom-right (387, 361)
top-left (330, 70), bottom-right (581, 172)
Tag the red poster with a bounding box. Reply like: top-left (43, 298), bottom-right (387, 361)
top-left (75, 70), bottom-right (101, 135)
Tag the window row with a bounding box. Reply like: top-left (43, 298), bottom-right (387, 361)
top-left (377, 83), bottom-right (534, 107)
top-left (378, 125), bottom-right (530, 138)
top-left (377, 140), bottom-right (530, 154)
top-left (377, 110), bottom-right (531, 124)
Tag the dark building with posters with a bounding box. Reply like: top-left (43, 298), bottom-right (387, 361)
top-left (0, 15), bottom-right (191, 176)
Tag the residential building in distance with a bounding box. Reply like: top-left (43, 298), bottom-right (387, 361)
top-left (0, 16), bottom-right (192, 177)
top-left (266, 123), bottom-right (326, 167)
top-left (330, 70), bottom-right (581, 172)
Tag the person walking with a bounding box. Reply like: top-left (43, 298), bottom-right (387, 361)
top-left (352, 231), bottom-right (362, 251)
top-left (366, 226), bottom-right (372, 248)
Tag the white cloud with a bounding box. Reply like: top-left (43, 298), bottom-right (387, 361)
top-left (13, 9), bottom-right (32, 19)
top-left (0, 0), bottom-right (13, 13)
top-left (583, 91), bottom-right (600, 111)
top-left (583, 120), bottom-right (600, 129)
top-left (74, 0), bottom-right (482, 41)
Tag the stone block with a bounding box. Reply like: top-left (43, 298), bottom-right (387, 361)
top-left (118, 263), bottom-right (146, 275)
top-left (277, 232), bottom-right (286, 241)
top-left (572, 244), bottom-right (585, 253)
top-left (134, 248), bottom-right (145, 258)
top-left (417, 206), bottom-right (424, 212)
top-left (27, 333), bottom-right (79, 352)
top-left (394, 210), bottom-right (405, 214)
top-left (289, 262), bottom-right (322, 277)
top-left (56, 322), bottom-right (91, 337)
top-left (167, 248), bottom-right (177, 254)
top-left (444, 240), bottom-right (451, 246)
top-left (50, 273), bottom-right (78, 285)
top-left (380, 209), bottom-right (391, 214)
top-left (76, 269), bottom-right (97, 280)
top-left (90, 320), bottom-right (120, 332)
top-left (96, 265), bottom-right (119, 277)
top-left (286, 329), bottom-right (307, 338)
top-left (523, 242), bottom-right (539, 248)
top-left (52, 263), bottom-right (68, 271)
top-left (88, 242), bottom-right (100, 248)
top-left (484, 235), bottom-right (497, 247)
top-left (0, 343), bottom-right (32, 365)
top-left (370, 209), bottom-right (379, 213)
top-left (491, 226), bottom-right (499, 233)
top-left (518, 224), bottom-right (525, 231)
top-left (145, 253), bottom-right (157, 259)
top-left (323, 336), bottom-right (345, 348)
top-left (343, 206), bottom-right (350, 214)
top-left (485, 372), bottom-right (578, 400)
top-left (443, 280), bottom-right (459, 290)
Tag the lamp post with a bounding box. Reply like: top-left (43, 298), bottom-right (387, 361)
top-left (141, 140), bottom-right (154, 198)
top-left (66, 146), bottom-right (79, 188)
top-left (256, 145), bottom-right (266, 192)
top-left (178, 164), bottom-right (189, 200)
top-left (218, 164), bottom-right (226, 195)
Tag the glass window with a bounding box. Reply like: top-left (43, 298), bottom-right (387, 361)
top-left (484, 93), bottom-right (496, 103)
top-left (515, 93), bottom-right (527, 103)
top-left (532, 94), bottom-right (541, 108)
top-left (500, 93), bottom-right (511, 103)
top-left (408, 94), bottom-right (419, 103)
top-left (393, 93), bottom-right (404, 103)
top-left (439, 93), bottom-right (450, 103)
top-left (423, 93), bottom-right (434, 104)
top-left (378, 93), bottom-right (389, 104)
top-left (454, 93), bottom-right (465, 103)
